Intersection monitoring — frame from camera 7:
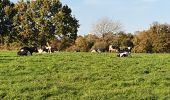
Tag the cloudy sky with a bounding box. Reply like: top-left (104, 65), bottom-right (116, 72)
top-left (11, 0), bottom-right (170, 35)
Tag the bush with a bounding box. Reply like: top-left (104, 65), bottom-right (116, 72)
top-left (75, 36), bottom-right (88, 52)
top-left (92, 41), bottom-right (108, 52)
top-left (66, 45), bottom-right (80, 52)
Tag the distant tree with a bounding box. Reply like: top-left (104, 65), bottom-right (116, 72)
top-left (53, 5), bottom-right (80, 43)
top-left (116, 32), bottom-right (134, 47)
top-left (13, 0), bottom-right (79, 47)
top-left (13, 0), bottom-right (33, 46)
top-left (92, 40), bottom-right (108, 52)
top-left (75, 36), bottom-right (88, 52)
top-left (145, 39), bottom-right (153, 53)
top-left (133, 31), bottom-right (152, 53)
top-left (149, 22), bottom-right (170, 53)
top-left (84, 34), bottom-right (99, 50)
top-left (92, 17), bottom-right (122, 38)
top-left (133, 22), bottom-right (170, 53)
top-left (103, 32), bottom-right (116, 45)
top-left (122, 39), bottom-right (134, 47)
top-left (0, 0), bottom-right (15, 45)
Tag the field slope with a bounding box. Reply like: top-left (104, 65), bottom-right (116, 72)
top-left (0, 51), bottom-right (170, 99)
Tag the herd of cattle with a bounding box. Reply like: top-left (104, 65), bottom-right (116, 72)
top-left (17, 45), bottom-right (132, 57)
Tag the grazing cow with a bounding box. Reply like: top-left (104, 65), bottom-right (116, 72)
top-left (117, 47), bottom-right (132, 57)
top-left (109, 45), bottom-right (119, 52)
top-left (17, 47), bottom-right (38, 56)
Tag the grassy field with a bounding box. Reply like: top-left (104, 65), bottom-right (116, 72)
top-left (0, 51), bottom-right (170, 99)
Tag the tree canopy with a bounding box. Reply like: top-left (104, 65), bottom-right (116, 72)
top-left (0, 0), bottom-right (15, 45)
top-left (7, 0), bottom-right (79, 47)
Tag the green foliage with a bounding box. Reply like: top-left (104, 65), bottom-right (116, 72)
top-left (0, 0), bottom-right (15, 45)
top-left (0, 51), bottom-right (170, 99)
top-left (53, 5), bottom-right (79, 42)
top-left (75, 36), bottom-right (88, 52)
top-left (134, 22), bottom-right (170, 53)
top-left (13, 0), bottom-right (79, 46)
top-left (150, 22), bottom-right (170, 53)
top-left (92, 40), bottom-right (108, 51)
top-left (84, 34), bottom-right (99, 50)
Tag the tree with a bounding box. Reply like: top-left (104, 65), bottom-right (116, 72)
top-left (133, 22), bottom-right (170, 53)
top-left (13, 0), bottom-right (33, 46)
top-left (92, 40), bottom-right (108, 52)
top-left (117, 32), bottom-right (134, 47)
top-left (75, 36), bottom-right (88, 52)
top-left (0, 0), bottom-right (15, 45)
top-left (92, 17), bottom-right (122, 38)
top-left (149, 22), bottom-right (170, 53)
top-left (84, 34), bottom-right (99, 50)
top-left (53, 5), bottom-right (79, 43)
top-left (13, 0), bottom-right (79, 47)
top-left (133, 31), bottom-right (153, 53)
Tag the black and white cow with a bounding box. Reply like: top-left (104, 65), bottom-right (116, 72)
top-left (109, 45), bottom-right (119, 52)
top-left (17, 47), bottom-right (38, 56)
top-left (117, 47), bottom-right (132, 57)
top-left (38, 46), bottom-right (58, 54)
top-left (38, 46), bottom-right (51, 53)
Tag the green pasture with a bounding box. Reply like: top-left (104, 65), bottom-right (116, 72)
top-left (0, 51), bottom-right (170, 99)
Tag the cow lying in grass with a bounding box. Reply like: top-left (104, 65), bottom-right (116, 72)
top-left (38, 46), bottom-right (58, 54)
top-left (17, 47), bottom-right (38, 56)
top-left (117, 47), bottom-right (132, 57)
top-left (91, 49), bottom-right (101, 53)
top-left (38, 46), bottom-right (51, 53)
top-left (109, 45), bottom-right (119, 52)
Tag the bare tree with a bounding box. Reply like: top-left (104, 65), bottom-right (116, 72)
top-left (92, 17), bottom-right (122, 38)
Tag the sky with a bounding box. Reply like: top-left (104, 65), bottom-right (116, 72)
top-left (11, 0), bottom-right (170, 35)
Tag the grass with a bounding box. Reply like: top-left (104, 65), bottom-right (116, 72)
top-left (0, 51), bottom-right (170, 99)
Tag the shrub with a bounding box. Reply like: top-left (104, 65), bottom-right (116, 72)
top-left (92, 41), bottom-right (108, 52)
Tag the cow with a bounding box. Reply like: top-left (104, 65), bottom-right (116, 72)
top-left (117, 47), bottom-right (132, 57)
top-left (45, 46), bottom-right (52, 53)
top-left (109, 45), bottom-right (119, 52)
top-left (17, 47), bottom-right (38, 56)
top-left (38, 46), bottom-right (52, 53)
top-left (91, 49), bottom-right (97, 53)
top-left (38, 46), bottom-right (58, 54)
top-left (91, 49), bottom-right (101, 53)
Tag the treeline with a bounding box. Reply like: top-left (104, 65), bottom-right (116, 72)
top-left (69, 22), bottom-right (170, 53)
top-left (0, 0), bottom-right (169, 53)
top-left (0, 0), bottom-right (79, 49)
top-left (133, 22), bottom-right (170, 53)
